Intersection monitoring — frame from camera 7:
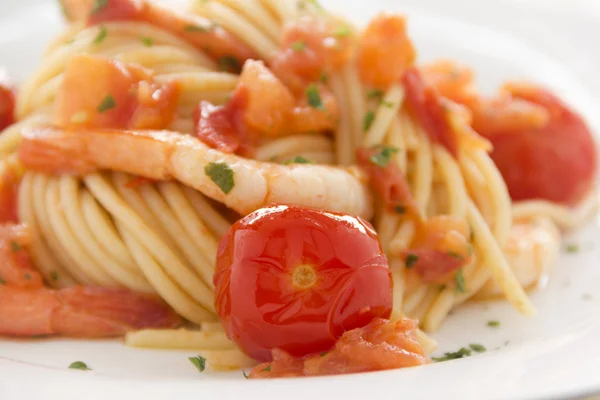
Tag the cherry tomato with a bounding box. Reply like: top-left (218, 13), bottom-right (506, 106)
top-left (0, 78), bottom-right (15, 132)
top-left (214, 205), bottom-right (392, 362)
top-left (476, 84), bottom-right (597, 206)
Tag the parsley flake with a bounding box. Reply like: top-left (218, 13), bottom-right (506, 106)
top-left (405, 254), bottom-right (418, 269)
top-left (24, 273), bottom-right (31, 281)
top-left (140, 37), bottom-right (153, 47)
top-left (363, 111), bottom-right (376, 131)
top-left (217, 55), bottom-right (241, 73)
top-left (367, 89), bottom-right (384, 100)
top-left (11, 241), bottom-right (21, 252)
top-left (188, 355), bottom-right (206, 372)
top-left (262, 365), bottom-right (272, 372)
top-left (90, 0), bottom-right (107, 15)
top-left (381, 101), bottom-right (395, 108)
top-left (204, 162), bottom-right (235, 194)
top-left (333, 26), bottom-right (351, 37)
top-left (394, 205), bottom-right (406, 215)
top-left (319, 73), bottom-right (329, 84)
top-left (487, 320), bottom-right (500, 328)
top-left (242, 370), bottom-right (249, 379)
top-left (565, 243), bottom-right (579, 253)
top-left (306, 83), bottom-right (324, 110)
top-left (50, 271), bottom-right (59, 281)
top-left (455, 268), bottom-right (466, 293)
top-left (93, 25), bottom-right (108, 44)
top-left (320, 352), bottom-right (328, 357)
top-left (290, 41), bottom-right (306, 51)
top-left (284, 156), bottom-right (313, 165)
top-left (469, 343), bottom-right (486, 353)
top-left (0, 276), bottom-right (5, 286)
top-left (184, 24), bottom-right (212, 33)
top-left (448, 251), bottom-right (464, 260)
top-left (68, 361), bottom-right (91, 370)
top-left (97, 95), bottom-right (116, 113)
top-left (369, 145), bottom-right (398, 167)
top-left (432, 347), bottom-right (471, 362)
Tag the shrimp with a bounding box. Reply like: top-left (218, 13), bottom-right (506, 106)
top-left (0, 224), bottom-right (181, 337)
top-left (476, 217), bottom-right (561, 299)
top-left (18, 127), bottom-right (372, 218)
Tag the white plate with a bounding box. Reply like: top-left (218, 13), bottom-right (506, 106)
top-left (1, 1), bottom-right (599, 399)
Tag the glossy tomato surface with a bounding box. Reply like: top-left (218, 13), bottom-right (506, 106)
top-left (214, 205), bottom-right (392, 362)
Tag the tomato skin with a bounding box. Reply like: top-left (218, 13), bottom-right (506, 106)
top-left (477, 85), bottom-right (597, 206)
top-left (0, 84), bottom-right (14, 132)
top-left (214, 205), bottom-right (392, 362)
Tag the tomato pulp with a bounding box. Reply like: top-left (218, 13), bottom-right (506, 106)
top-left (214, 205), bottom-right (393, 362)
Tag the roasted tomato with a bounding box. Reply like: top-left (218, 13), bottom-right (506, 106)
top-left (474, 84), bottom-right (598, 205)
top-left (250, 318), bottom-right (429, 378)
top-left (0, 71), bottom-right (15, 131)
top-left (214, 205), bottom-right (392, 362)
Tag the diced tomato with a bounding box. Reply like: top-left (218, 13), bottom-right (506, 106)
top-left (54, 54), bottom-right (179, 130)
top-left (403, 216), bottom-right (472, 284)
top-left (0, 70), bottom-right (15, 132)
top-left (214, 205), bottom-right (392, 362)
top-left (475, 84), bottom-right (597, 205)
top-left (249, 318), bottom-right (429, 378)
top-left (0, 166), bottom-right (20, 224)
top-left (402, 68), bottom-right (459, 156)
top-left (357, 14), bottom-right (416, 88)
top-left (84, 0), bottom-right (256, 64)
top-left (193, 85), bottom-right (253, 156)
top-left (0, 224), bottom-right (43, 289)
top-left (356, 146), bottom-right (420, 218)
top-left (271, 16), bottom-right (355, 92)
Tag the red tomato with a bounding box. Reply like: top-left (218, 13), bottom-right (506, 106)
top-left (249, 318), bottom-right (429, 378)
top-left (0, 166), bottom-right (19, 224)
top-left (214, 205), bottom-right (392, 362)
top-left (0, 84), bottom-right (14, 132)
top-left (476, 84), bottom-right (598, 205)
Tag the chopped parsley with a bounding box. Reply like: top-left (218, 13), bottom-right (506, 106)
top-left (394, 205), bottom-right (406, 215)
top-left (242, 370), bottom-right (249, 379)
top-left (455, 268), bottom-right (466, 293)
top-left (432, 347), bottom-right (471, 362)
top-left (60, 1), bottom-right (69, 19)
top-left (284, 156), bottom-right (313, 165)
top-left (366, 89), bottom-right (384, 100)
top-left (565, 243), bottom-right (579, 253)
top-left (0, 276), bottom-right (5, 286)
top-left (188, 355), bottom-right (206, 372)
top-left (97, 95), bottom-right (116, 113)
top-left (24, 273), bottom-right (31, 281)
top-left (290, 41), bottom-right (306, 51)
top-left (204, 162), bottom-right (235, 194)
top-left (11, 241), bottom-right (21, 252)
top-left (319, 73), bottom-right (329, 84)
top-left (363, 111), bottom-right (376, 131)
top-left (333, 26), bottom-right (351, 37)
top-left (262, 365), bottom-right (272, 372)
top-left (320, 352), bottom-right (328, 357)
top-left (381, 101), bottom-right (395, 108)
top-left (369, 145), bottom-right (398, 167)
top-left (405, 254), bottom-right (418, 269)
top-left (469, 343), bottom-right (486, 353)
top-left (50, 271), bottom-right (59, 281)
top-left (184, 24), bottom-right (212, 32)
top-left (217, 55), bottom-right (241, 73)
top-left (90, 0), bottom-right (108, 15)
top-left (68, 361), bottom-right (91, 370)
top-left (487, 320), bottom-right (500, 328)
top-left (448, 251), bottom-right (463, 260)
top-left (467, 244), bottom-right (473, 256)
top-left (140, 37), bottom-right (153, 47)
top-left (306, 84), bottom-right (324, 110)
top-left (93, 25), bottom-right (108, 45)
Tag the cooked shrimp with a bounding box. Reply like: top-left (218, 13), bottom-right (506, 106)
top-left (476, 217), bottom-right (561, 299)
top-left (18, 127), bottom-right (372, 218)
top-left (0, 224), bottom-right (181, 337)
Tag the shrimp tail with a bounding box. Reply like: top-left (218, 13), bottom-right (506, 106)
top-left (0, 286), bottom-right (181, 338)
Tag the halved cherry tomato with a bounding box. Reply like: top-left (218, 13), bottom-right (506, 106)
top-left (475, 84), bottom-right (597, 206)
top-left (214, 205), bottom-right (392, 362)
top-left (0, 72), bottom-right (15, 132)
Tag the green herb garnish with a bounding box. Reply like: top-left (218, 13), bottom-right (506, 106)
top-left (217, 55), bottom-right (241, 73)
top-left (367, 89), bottom-right (384, 100)
top-left (319, 73), bottom-right (329, 84)
top-left (333, 26), bottom-right (351, 37)
top-left (50, 271), bottom-right (59, 281)
top-left (487, 320), bottom-right (500, 328)
top-left (469, 343), bottom-right (486, 353)
top-left (140, 37), bottom-right (153, 47)
top-left (184, 24), bottom-right (212, 32)
top-left (262, 365), bottom-right (271, 372)
top-left (204, 162), bottom-right (235, 194)
top-left (381, 101), bottom-right (395, 108)
top-left (432, 347), bottom-right (471, 362)
top-left (68, 361), bottom-right (91, 370)
top-left (394, 205), bottom-right (406, 215)
top-left (0, 276), bottom-right (5, 286)
top-left (188, 355), bottom-right (206, 372)
top-left (11, 241), bottom-right (21, 252)
top-left (369, 145), bottom-right (398, 167)
top-left (90, 0), bottom-right (108, 15)
top-left (242, 370), bottom-right (249, 379)
top-left (565, 244), bottom-right (579, 253)
top-left (24, 273), bottom-right (31, 281)
top-left (455, 268), bottom-right (466, 293)
top-left (290, 41), bottom-right (306, 51)
top-left (97, 94), bottom-right (116, 113)
top-left (93, 25), bottom-right (107, 44)
top-left (405, 254), bottom-right (418, 269)
top-left (448, 251), bottom-right (464, 260)
top-left (284, 156), bottom-right (313, 165)
top-left (320, 352), bottom-right (328, 357)
top-left (306, 83), bottom-right (324, 110)
top-left (363, 111), bottom-right (376, 131)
